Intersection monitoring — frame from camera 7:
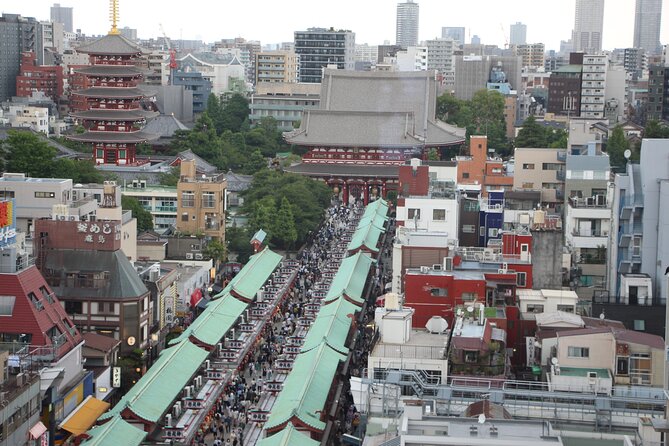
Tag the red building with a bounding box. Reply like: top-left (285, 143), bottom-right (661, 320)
top-left (15, 52), bottom-right (64, 101)
top-left (67, 29), bottom-right (157, 166)
top-left (285, 70), bottom-right (465, 205)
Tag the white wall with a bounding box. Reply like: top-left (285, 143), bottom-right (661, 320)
top-left (396, 197), bottom-right (458, 236)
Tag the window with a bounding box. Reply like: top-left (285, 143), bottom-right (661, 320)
top-left (465, 351), bottom-right (479, 363)
top-left (542, 163), bottom-right (563, 171)
top-left (118, 149), bottom-right (126, 159)
top-left (521, 182), bottom-right (534, 189)
top-left (630, 354), bottom-right (651, 385)
top-left (65, 300), bottom-right (83, 315)
top-left (557, 305), bottom-right (574, 313)
top-left (462, 224), bottom-right (476, 233)
top-left (28, 292), bottom-right (43, 311)
top-left (634, 320), bottom-right (646, 331)
top-left (181, 212), bottom-right (189, 222)
top-left (516, 272), bottom-right (527, 287)
top-left (462, 292), bottom-right (478, 300)
top-left (432, 209), bottom-right (446, 221)
top-left (40, 287), bottom-right (54, 304)
top-left (463, 200), bottom-right (479, 212)
top-left (0, 191), bottom-right (14, 199)
top-left (407, 208), bottom-right (420, 220)
top-left (202, 192), bottom-right (216, 208)
top-left (98, 302), bottom-right (115, 314)
top-left (430, 288), bottom-right (448, 297)
top-left (462, 172), bottom-right (470, 179)
top-left (616, 356), bottom-right (629, 375)
top-left (479, 227), bottom-right (485, 237)
top-left (488, 228), bottom-right (499, 237)
top-left (526, 304), bottom-right (544, 313)
top-left (522, 163), bottom-right (535, 169)
top-left (0, 296), bottom-right (15, 316)
top-left (181, 191), bottom-right (195, 207)
top-left (567, 346), bottom-right (590, 358)
top-left (34, 191), bottom-right (55, 198)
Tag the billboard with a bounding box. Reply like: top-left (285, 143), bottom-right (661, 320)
top-left (0, 200), bottom-right (17, 247)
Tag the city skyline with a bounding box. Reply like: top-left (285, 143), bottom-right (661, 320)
top-left (7, 0), bottom-right (669, 51)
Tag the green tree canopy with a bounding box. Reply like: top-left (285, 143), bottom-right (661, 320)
top-left (606, 125), bottom-right (630, 167)
top-left (3, 130), bottom-right (57, 177)
top-left (121, 196), bottom-right (154, 232)
top-left (158, 166), bottom-right (180, 187)
top-left (272, 197), bottom-right (298, 250)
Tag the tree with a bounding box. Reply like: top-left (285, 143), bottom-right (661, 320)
top-left (244, 150), bottom-right (267, 174)
top-left (272, 197), bottom-right (298, 250)
top-left (3, 130), bottom-right (57, 177)
top-left (643, 120), bottom-right (669, 138)
top-left (514, 116), bottom-right (547, 148)
top-left (226, 224), bottom-right (254, 263)
top-left (121, 196), bottom-right (154, 232)
top-left (470, 89), bottom-right (508, 154)
top-left (247, 198), bottom-right (275, 243)
top-left (219, 94), bottom-right (250, 133)
top-left (203, 239), bottom-right (226, 263)
top-left (427, 148), bottom-right (439, 160)
top-left (158, 166), bottom-right (180, 187)
top-left (606, 125), bottom-right (630, 167)
top-left (52, 158), bottom-right (105, 183)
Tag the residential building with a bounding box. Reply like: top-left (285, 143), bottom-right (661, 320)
top-left (396, 0), bottom-right (419, 48)
top-left (572, 0), bottom-right (605, 54)
top-left (121, 184), bottom-right (177, 234)
top-left (608, 139), bottom-right (669, 304)
top-left (604, 66), bottom-right (627, 123)
top-left (513, 43), bottom-right (545, 69)
top-left (354, 43), bottom-right (378, 64)
top-left (176, 160), bottom-right (227, 241)
top-left (580, 54), bottom-right (607, 119)
top-left (0, 14), bottom-right (44, 102)
top-left (512, 148), bottom-right (566, 208)
top-left (172, 70), bottom-right (211, 114)
top-left (4, 105), bottom-right (49, 134)
top-left (254, 50), bottom-right (298, 84)
top-left (81, 332), bottom-right (121, 401)
top-left (457, 136), bottom-right (514, 197)
top-left (294, 28), bottom-right (355, 83)
top-left (426, 38), bottom-right (455, 76)
top-left (517, 289), bottom-right (579, 319)
top-left (547, 56), bottom-right (582, 116)
top-left (135, 262), bottom-right (179, 339)
top-left (15, 51), bottom-right (64, 102)
top-left (249, 82), bottom-right (320, 130)
top-left (50, 3), bottom-right (73, 33)
top-left (646, 64), bottom-right (669, 121)
top-left (396, 46), bottom-right (428, 71)
top-left (634, 0), bottom-right (662, 55)
top-left (509, 22), bottom-right (527, 46)
top-left (623, 47), bottom-right (647, 81)
top-left (442, 27), bottom-right (465, 46)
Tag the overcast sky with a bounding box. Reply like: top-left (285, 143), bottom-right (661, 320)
top-left (7, 0), bottom-right (669, 51)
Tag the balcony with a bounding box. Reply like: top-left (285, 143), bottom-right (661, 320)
top-left (569, 196), bottom-right (609, 208)
top-left (556, 170), bottom-right (566, 181)
top-left (155, 206), bottom-right (177, 212)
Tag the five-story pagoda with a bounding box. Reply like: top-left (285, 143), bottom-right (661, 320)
top-left (68, 0), bottom-right (157, 165)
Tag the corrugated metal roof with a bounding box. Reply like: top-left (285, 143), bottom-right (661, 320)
top-left (301, 297), bottom-right (358, 354)
top-left (84, 416), bottom-right (146, 446)
top-left (264, 343), bottom-right (346, 432)
top-left (325, 252), bottom-right (374, 305)
top-left (257, 423), bottom-right (320, 446)
top-left (105, 341), bottom-right (208, 422)
top-left (215, 247), bottom-right (282, 301)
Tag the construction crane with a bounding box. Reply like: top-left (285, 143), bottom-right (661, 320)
top-left (499, 23), bottom-right (509, 48)
top-left (159, 23), bottom-right (177, 85)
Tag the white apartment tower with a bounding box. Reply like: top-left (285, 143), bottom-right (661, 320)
top-left (572, 0), bottom-right (605, 54)
top-left (396, 0), bottom-right (419, 48)
top-left (634, 0), bottom-right (662, 54)
top-left (510, 22), bottom-right (527, 46)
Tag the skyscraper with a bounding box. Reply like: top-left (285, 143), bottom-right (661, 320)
top-left (396, 0), bottom-right (419, 48)
top-left (442, 27), bottom-right (465, 46)
top-left (572, 0), bottom-right (605, 54)
top-left (509, 22), bottom-right (527, 46)
top-left (634, 0), bottom-right (662, 54)
top-left (294, 28), bottom-right (355, 83)
top-left (50, 3), bottom-right (73, 33)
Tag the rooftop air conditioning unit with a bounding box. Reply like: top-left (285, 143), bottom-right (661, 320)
top-left (195, 253), bottom-right (203, 260)
top-left (185, 253), bottom-right (194, 260)
top-left (432, 264), bottom-right (442, 271)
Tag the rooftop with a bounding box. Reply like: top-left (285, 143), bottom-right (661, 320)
top-left (558, 367), bottom-right (610, 378)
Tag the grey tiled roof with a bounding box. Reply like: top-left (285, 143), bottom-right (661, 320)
top-left (284, 110), bottom-right (464, 147)
top-left (285, 162), bottom-right (399, 178)
top-left (174, 150), bottom-right (217, 173)
top-left (73, 65), bottom-right (144, 76)
top-left (71, 109), bottom-right (158, 121)
top-left (143, 114), bottom-right (188, 138)
top-left (76, 34), bottom-right (144, 56)
top-left (68, 130), bottom-right (159, 143)
top-left (71, 87), bottom-right (152, 99)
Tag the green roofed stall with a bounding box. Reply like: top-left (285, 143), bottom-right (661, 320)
top-left (324, 252), bottom-right (374, 305)
top-left (83, 416), bottom-right (146, 446)
top-left (301, 296), bottom-right (359, 354)
top-left (100, 341), bottom-right (209, 423)
top-left (347, 222), bottom-right (385, 254)
top-left (169, 293), bottom-right (247, 347)
top-left (361, 198), bottom-right (389, 220)
top-left (213, 247), bottom-right (283, 301)
top-left (264, 343), bottom-right (347, 432)
top-left (356, 211), bottom-right (387, 231)
top-left (257, 422), bottom-right (320, 446)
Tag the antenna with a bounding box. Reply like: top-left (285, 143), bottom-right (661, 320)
top-left (108, 0), bottom-right (120, 35)
top-left (599, 312), bottom-right (605, 320)
top-left (551, 357), bottom-right (559, 365)
top-left (478, 414), bottom-right (486, 424)
top-left (624, 149), bottom-right (631, 160)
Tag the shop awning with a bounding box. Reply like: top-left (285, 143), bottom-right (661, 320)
top-left (59, 395), bottom-right (110, 435)
top-left (29, 422), bottom-right (47, 439)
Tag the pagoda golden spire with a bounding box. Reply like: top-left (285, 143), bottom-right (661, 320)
top-left (108, 0), bottom-right (120, 35)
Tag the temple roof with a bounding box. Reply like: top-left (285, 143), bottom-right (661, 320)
top-left (75, 33), bottom-right (144, 56)
top-left (73, 65), bottom-right (144, 77)
top-left (285, 162), bottom-right (400, 178)
top-left (71, 109), bottom-right (158, 121)
top-left (143, 114), bottom-right (189, 138)
top-left (68, 130), bottom-right (159, 143)
top-left (71, 87), bottom-right (152, 99)
top-left (284, 110), bottom-right (465, 148)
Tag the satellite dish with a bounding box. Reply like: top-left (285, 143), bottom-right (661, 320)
top-left (467, 306), bottom-right (474, 313)
top-left (551, 357), bottom-right (559, 365)
top-left (478, 414), bottom-right (486, 424)
top-left (599, 312), bottom-right (605, 320)
top-left (624, 149), bottom-right (631, 160)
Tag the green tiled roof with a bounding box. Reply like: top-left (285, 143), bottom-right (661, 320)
top-left (347, 222), bottom-right (384, 253)
top-left (264, 343), bottom-right (346, 432)
top-left (84, 416), bottom-right (146, 446)
top-left (214, 247), bottom-right (282, 300)
top-left (104, 341), bottom-right (209, 423)
top-left (257, 423), bottom-right (320, 446)
top-left (301, 296), bottom-right (359, 354)
top-left (325, 252), bottom-right (374, 305)
top-left (356, 211), bottom-right (387, 230)
top-left (361, 198), bottom-right (389, 220)
top-left (170, 294), bottom-right (247, 346)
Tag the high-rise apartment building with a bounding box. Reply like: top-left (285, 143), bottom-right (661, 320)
top-left (396, 0), bottom-right (419, 48)
top-left (0, 14), bottom-right (43, 102)
top-left (294, 28), bottom-right (355, 83)
top-left (572, 0), bottom-right (605, 54)
top-left (442, 27), bottom-right (465, 46)
top-left (509, 22), bottom-right (527, 46)
top-left (513, 43), bottom-right (545, 68)
top-left (426, 38), bottom-right (455, 74)
top-left (50, 3), bottom-right (73, 33)
top-left (255, 50), bottom-right (299, 84)
top-left (634, 0), bottom-right (662, 55)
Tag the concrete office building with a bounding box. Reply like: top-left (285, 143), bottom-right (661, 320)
top-left (634, 0), bottom-right (662, 55)
top-left (50, 3), bottom-right (73, 33)
top-left (396, 0), bottom-right (419, 48)
top-left (572, 0), bottom-right (605, 54)
top-left (249, 82), bottom-right (320, 130)
top-left (294, 28), bottom-right (355, 83)
top-left (510, 22), bottom-right (527, 46)
top-left (442, 27), bottom-right (465, 46)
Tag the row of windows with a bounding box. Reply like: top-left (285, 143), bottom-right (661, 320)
top-left (407, 208), bottom-right (447, 221)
